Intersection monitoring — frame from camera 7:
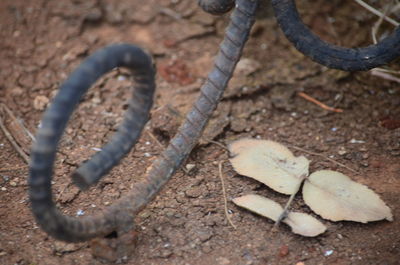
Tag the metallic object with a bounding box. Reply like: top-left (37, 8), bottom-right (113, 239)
top-left (271, 0), bottom-right (400, 71)
top-left (29, 0), bottom-right (259, 243)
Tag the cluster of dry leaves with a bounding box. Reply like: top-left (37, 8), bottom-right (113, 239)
top-left (229, 139), bottom-right (393, 237)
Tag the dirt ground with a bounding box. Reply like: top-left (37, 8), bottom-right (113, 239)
top-left (1, 0), bottom-right (400, 264)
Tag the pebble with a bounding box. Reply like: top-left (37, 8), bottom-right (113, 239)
top-left (53, 242), bottom-right (81, 254)
top-left (9, 181), bottom-right (17, 187)
top-left (338, 149), bottom-right (347, 156)
top-left (185, 163), bottom-right (195, 172)
top-left (350, 139), bottom-right (365, 144)
top-left (279, 245), bottom-right (289, 258)
top-left (185, 187), bottom-right (202, 198)
top-left (33, 95), bottom-right (50, 110)
top-left (1, 187), bottom-right (7, 191)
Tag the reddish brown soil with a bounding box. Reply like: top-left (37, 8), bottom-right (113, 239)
top-left (0, 0), bottom-right (399, 264)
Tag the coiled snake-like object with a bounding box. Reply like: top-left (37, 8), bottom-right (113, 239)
top-left (29, 0), bottom-right (399, 245)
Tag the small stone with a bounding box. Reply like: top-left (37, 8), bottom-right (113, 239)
top-left (53, 242), bottom-right (81, 254)
top-left (338, 149), bottom-right (347, 156)
top-left (185, 186), bottom-right (202, 198)
top-left (9, 181), bottom-right (17, 187)
top-left (1, 187), bottom-right (7, 191)
top-left (279, 245), bottom-right (289, 258)
top-left (159, 249), bottom-right (173, 258)
top-left (185, 163), bottom-right (196, 172)
top-left (33, 95), bottom-right (49, 110)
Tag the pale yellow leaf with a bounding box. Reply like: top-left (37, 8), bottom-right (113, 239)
top-left (303, 170), bottom-right (393, 223)
top-left (233, 194), bottom-right (326, 237)
top-left (233, 194), bottom-right (283, 222)
top-left (284, 212), bottom-right (327, 237)
top-left (229, 139), bottom-right (309, 195)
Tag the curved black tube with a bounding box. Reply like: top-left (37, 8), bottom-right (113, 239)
top-left (29, 0), bottom-right (258, 242)
top-left (271, 0), bottom-right (400, 71)
top-left (198, 0), bottom-right (235, 15)
top-left (29, 44), bottom-right (156, 241)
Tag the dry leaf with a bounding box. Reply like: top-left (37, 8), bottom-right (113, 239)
top-left (303, 170), bottom-right (393, 223)
top-left (233, 194), bottom-right (283, 222)
top-left (285, 212), bottom-right (327, 237)
top-left (229, 139), bottom-right (309, 195)
top-left (233, 194), bottom-right (326, 237)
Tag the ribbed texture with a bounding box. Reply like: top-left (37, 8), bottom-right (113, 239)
top-left (29, 44), bottom-right (156, 242)
top-left (198, 0), bottom-right (235, 15)
top-left (271, 0), bottom-right (400, 71)
top-left (29, 0), bottom-right (259, 242)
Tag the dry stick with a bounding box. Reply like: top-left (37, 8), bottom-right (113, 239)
top-left (287, 144), bottom-right (357, 173)
top-left (298, 92), bottom-right (344, 113)
top-left (372, 67), bottom-right (400, 75)
top-left (146, 130), bottom-right (165, 149)
top-left (274, 182), bottom-right (302, 228)
top-left (204, 139), bottom-right (229, 151)
top-left (1, 103), bottom-right (35, 142)
top-left (371, 4), bottom-right (389, 44)
top-left (371, 69), bottom-right (400, 83)
top-left (353, 0), bottom-right (399, 26)
top-left (369, 4), bottom-right (400, 82)
top-left (0, 114), bottom-right (30, 164)
top-left (218, 160), bottom-right (236, 229)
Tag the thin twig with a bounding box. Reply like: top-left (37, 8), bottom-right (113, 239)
top-left (274, 184), bottom-right (300, 228)
top-left (159, 7), bottom-right (182, 20)
top-left (372, 67), bottom-right (400, 75)
top-left (371, 69), bottom-right (400, 83)
top-left (1, 103), bottom-right (35, 142)
top-left (371, 4), bottom-right (389, 44)
top-left (204, 138), bottom-right (229, 151)
top-left (0, 114), bottom-right (30, 164)
top-left (218, 160), bottom-right (237, 229)
top-left (298, 92), bottom-right (343, 113)
top-left (287, 144), bottom-right (357, 173)
top-left (353, 0), bottom-right (399, 26)
top-left (146, 130), bottom-right (165, 149)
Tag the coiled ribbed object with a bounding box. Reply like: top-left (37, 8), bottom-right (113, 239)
top-left (271, 0), bottom-right (400, 71)
top-left (29, 0), bottom-right (259, 242)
